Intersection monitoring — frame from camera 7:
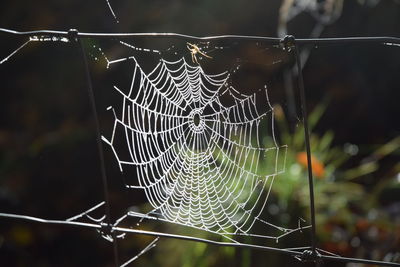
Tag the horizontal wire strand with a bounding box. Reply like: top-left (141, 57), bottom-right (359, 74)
top-left (1, 212), bottom-right (399, 266)
top-left (0, 28), bottom-right (399, 45)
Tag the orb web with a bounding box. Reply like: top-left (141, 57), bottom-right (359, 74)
top-left (101, 50), bottom-right (297, 240)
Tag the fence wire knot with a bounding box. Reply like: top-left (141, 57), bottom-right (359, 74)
top-left (295, 249), bottom-right (322, 262)
top-left (68, 28), bottom-right (79, 42)
top-left (280, 35), bottom-right (296, 51)
top-left (99, 222), bottom-right (113, 237)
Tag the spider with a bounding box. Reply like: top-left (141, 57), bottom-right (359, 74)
top-left (187, 42), bottom-right (212, 64)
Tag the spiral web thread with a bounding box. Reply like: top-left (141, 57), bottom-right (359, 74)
top-left (98, 45), bottom-right (309, 242)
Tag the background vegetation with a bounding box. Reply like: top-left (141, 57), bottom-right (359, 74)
top-left (0, 0), bottom-right (399, 266)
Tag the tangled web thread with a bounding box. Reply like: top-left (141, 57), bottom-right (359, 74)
top-left (102, 55), bottom-right (291, 238)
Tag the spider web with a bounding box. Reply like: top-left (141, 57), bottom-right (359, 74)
top-left (2, 29), bottom-right (399, 266)
top-left (95, 40), bottom-right (309, 242)
top-left (0, 33), bottom-right (317, 265)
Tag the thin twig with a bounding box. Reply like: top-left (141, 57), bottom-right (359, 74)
top-left (120, 238), bottom-right (159, 267)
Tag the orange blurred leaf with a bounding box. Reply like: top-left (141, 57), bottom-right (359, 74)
top-left (296, 152), bottom-right (325, 178)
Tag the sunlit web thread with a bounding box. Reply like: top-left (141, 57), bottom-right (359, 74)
top-left (99, 52), bottom-right (306, 241)
top-left (105, 0), bottom-right (119, 23)
top-left (0, 35), bottom-right (69, 65)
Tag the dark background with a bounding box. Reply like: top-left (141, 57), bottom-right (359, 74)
top-left (0, 0), bottom-right (399, 266)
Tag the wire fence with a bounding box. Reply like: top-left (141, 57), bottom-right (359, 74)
top-left (0, 27), bottom-right (399, 267)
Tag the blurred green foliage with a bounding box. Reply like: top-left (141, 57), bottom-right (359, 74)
top-left (142, 100), bottom-right (400, 266)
